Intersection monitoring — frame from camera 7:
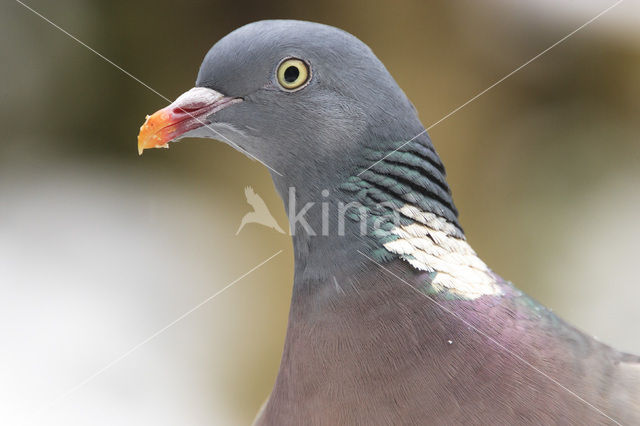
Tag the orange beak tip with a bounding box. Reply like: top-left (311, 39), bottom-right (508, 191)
top-left (137, 113), bottom-right (158, 156)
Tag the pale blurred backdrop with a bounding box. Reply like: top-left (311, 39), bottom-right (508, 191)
top-left (1, 0), bottom-right (639, 424)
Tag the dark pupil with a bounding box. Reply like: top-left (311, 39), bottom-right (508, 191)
top-left (284, 65), bottom-right (300, 83)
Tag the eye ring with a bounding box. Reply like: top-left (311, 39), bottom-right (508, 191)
top-left (276, 58), bottom-right (310, 91)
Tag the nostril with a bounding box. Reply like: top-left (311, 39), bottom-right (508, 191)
top-left (173, 106), bottom-right (201, 115)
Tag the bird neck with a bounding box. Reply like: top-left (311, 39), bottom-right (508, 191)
top-left (274, 135), bottom-right (502, 300)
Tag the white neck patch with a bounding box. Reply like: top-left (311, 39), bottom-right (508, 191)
top-left (382, 205), bottom-right (502, 300)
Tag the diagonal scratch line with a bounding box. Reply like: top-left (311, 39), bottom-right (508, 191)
top-left (22, 250), bottom-right (283, 423)
top-left (14, 0), bottom-right (163, 100)
top-left (357, 250), bottom-right (622, 425)
top-left (14, 0), bottom-right (284, 177)
top-left (358, 0), bottom-right (625, 176)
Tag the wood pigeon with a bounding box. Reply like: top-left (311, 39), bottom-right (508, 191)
top-left (137, 20), bottom-right (639, 425)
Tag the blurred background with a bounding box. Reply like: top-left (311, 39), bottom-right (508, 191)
top-left (1, 0), bottom-right (639, 424)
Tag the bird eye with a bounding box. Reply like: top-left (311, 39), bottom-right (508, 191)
top-left (276, 58), bottom-right (310, 91)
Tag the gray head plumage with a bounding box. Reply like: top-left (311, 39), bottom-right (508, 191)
top-left (138, 19), bottom-right (458, 276)
top-left (195, 20), bottom-right (423, 178)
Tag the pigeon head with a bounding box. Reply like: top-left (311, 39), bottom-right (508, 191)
top-left (138, 20), bottom-right (425, 192)
top-left (138, 20), bottom-right (460, 276)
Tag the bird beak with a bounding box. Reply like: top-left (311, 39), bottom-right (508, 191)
top-left (137, 87), bottom-right (241, 155)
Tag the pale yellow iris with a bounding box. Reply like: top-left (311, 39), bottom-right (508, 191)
top-left (277, 58), bottom-right (309, 90)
